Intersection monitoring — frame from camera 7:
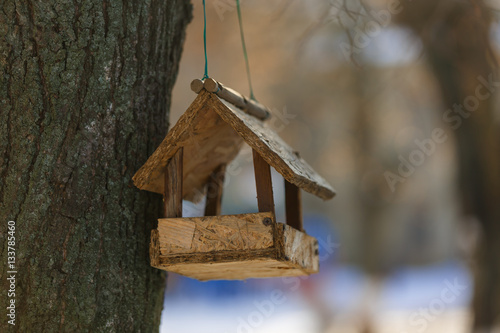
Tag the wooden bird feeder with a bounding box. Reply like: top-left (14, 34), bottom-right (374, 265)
top-left (133, 78), bottom-right (336, 281)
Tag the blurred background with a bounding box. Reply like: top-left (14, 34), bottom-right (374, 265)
top-left (161, 0), bottom-right (500, 332)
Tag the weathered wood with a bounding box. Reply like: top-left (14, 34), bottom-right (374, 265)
top-left (132, 91), bottom-right (244, 202)
top-left (162, 259), bottom-right (309, 281)
top-left (150, 212), bottom-right (319, 280)
top-left (164, 148), bottom-right (183, 218)
top-left (207, 91), bottom-right (336, 200)
top-left (159, 219), bottom-right (196, 249)
top-left (204, 78), bottom-right (271, 120)
top-left (133, 90), bottom-right (335, 201)
top-left (278, 223), bottom-right (319, 274)
top-left (204, 78), bottom-right (245, 108)
top-left (150, 229), bottom-right (161, 268)
top-left (204, 164), bottom-right (226, 216)
top-left (285, 180), bottom-right (303, 231)
top-left (190, 79), bottom-right (204, 93)
top-left (158, 212), bottom-right (274, 254)
top-left (253, 149), bottom-right (275, 215)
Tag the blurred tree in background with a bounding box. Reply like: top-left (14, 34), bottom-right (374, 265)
top-left (340, 0), bottom-right (500, 330)
top-left (395, 1), bottom-right (500, 331)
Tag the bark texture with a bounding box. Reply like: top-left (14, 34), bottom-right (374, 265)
top-left (0, 0), bottom-right (192, 331)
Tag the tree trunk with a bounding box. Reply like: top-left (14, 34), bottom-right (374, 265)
top-left (0, 0), bottom-right (191, 331)
top-left (397, 1), bottom-right (500, 331)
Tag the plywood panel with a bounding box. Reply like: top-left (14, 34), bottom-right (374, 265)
top-left (133, 90), bottom-right (335, 202)
top-left (150, 212), bottom-right (320, 280)
top-left (209, 94), bottom-right (336, 200)
top-left (280, 224), bottom-right (319, 274)
top-left (253, 149), bottom-right (275, 214)
top-left (158, 212), bottom-right (274, 255)
top-left (132, 91), bottom-right (244, 201)
top-left (165, 260), bottom-right (309, 281)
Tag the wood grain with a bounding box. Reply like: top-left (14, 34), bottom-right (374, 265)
top-left (285, 180), bottom-right (303, 231)
top-left (279, 224), bottom-right (319, 274)
top-left (133, 90), bottom-right (335, 201)
top-left (209, 93), bottom-right (336, 200)
top-left (157, 212), bottom-right (274, 254)
top-left (158, 219), bottom-right (195, 249)
top-left (150, 212), bottom-right (319, 280)
top-left (204, 164), bottom-right (226, 216)
top-left (253, 149), bottom-right (275, 215)
top-left (132, 91), bottom-right (244, 202)
top-left (163, 260), bottom-right (310, 281)
top-left (164, 147), bottom-right (183, 218)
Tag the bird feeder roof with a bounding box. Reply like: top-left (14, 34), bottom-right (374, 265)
top-left (132, 90), bottom-right (335, 201)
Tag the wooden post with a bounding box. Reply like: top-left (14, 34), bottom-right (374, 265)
top-left (164, 147), bottom-right (183, 218)
top-left (252, 149), bottom-right (275, 215)
top-left (204, 164), bottom-right (226, 216)
top-left (285, 180), bottom-right (303, 231)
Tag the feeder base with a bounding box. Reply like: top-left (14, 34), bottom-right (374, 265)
top-left (150, 212), bottom-right (319, 281)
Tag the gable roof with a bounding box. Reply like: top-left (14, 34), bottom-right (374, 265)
top-left (132, 90), bottom-right (335, 201)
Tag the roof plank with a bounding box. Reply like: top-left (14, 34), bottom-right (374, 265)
top-left (208, 93), bottom-right (335, 200)
top-left (132, 91), bottom-right (244, 201)
top-left (133, 90), bottom-right (335, 201)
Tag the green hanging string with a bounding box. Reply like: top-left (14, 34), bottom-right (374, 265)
top-left (202, 0), bottom-right (209, 80)
top-left (236, 0), bottom-right (256, 100)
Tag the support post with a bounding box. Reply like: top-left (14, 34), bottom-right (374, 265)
top-left (204, 164), bottom-right (226, 216)
top-left (285, 180), bottom-right (303, 231)
top-left (164, 147), bottom-right (183, 218)
top-left (252, 149), bottom-right (275, 215)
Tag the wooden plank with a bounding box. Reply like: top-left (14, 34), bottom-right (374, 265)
top-left (204, 164), bottom-right (226, 216)
top-left (285, 180), bottom-right (303, 231)
top-left (157, 212), bottom-right (275, 255)
top-left (134, 90), bottom-right (334, 201)
top-left (133, 90), bottom-right (334, 201)
top-left (209, 92), bottom-right (336, 200)
top-left (150, 212), bottom-right (319, 280)
top-left (158, 219), bottom-right (195, 249)
top-left (150, 229), bottom-right (161, 268)
top-left (279, 224), bottom-right (319, 274)
top-left (164, 148), bottom-right (183, 218)
top-left (132, 90), bottom-right (244, 202)
top-left (164, 260), bottom-right (309, 281)
top-left (253, 149), bottom-right (275, 215)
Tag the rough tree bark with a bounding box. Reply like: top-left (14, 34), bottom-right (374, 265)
top-left (0, 0), bottom-right (191, 331)
top-left (397, 1), bottom-right (500, 331)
